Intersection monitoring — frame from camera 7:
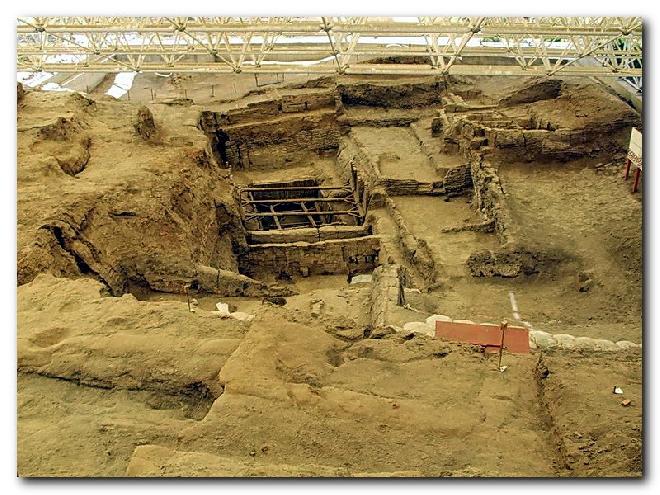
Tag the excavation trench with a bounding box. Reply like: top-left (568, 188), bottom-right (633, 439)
top-left (17, 75), bottom-right (643, 477)
top-left (18, 370), bottom-right (218, 421)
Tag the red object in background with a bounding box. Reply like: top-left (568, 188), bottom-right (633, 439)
top-left (632, 166), bottom-right (642, 193)
top-left (624, 157), bottom-right (642, 193)
top-left (435, 321), bottom-right (530, 354)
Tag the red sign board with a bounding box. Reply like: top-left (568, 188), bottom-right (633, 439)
top-left (435, 321), bottom-right (530, 353)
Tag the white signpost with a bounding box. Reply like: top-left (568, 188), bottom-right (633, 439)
top-left (628, 127), bottom-right (642, 168)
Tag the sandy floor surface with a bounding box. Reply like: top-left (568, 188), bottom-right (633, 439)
top-left (17, 73), bottom-right (642, 477)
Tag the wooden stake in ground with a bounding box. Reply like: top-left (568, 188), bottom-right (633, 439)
top-left (497, 320), bottom-right (508, 372)
top-left (185, 284), bottom-right (191, 312)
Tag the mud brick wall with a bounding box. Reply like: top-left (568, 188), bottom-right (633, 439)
top-left (337, 80), bottom-right (447, 108)
top-left (384, 198), bottom-right (437, 285)
top-left (248, 225), bottom-right (370, 245)
top-left (380, 178), bottom-right (435, 195)
top-left (370, 264), bottom-right (406, 329)
top-left (198, 90), bottom-right (338, 169)
top-left (338, 133), bottom-right (439, 205)
top-left (226, 111), bottom-right (340, 168)
top-left (446, 107), bottom-right (638, 162)
top-left (281, 92), bottom-right (336, 113)
top-left (469, 159), bottom-right (516, 245)
top-left (220, 100), bottom-right (282, 126)
top-left (468, 158), bottom-right (569, 274)
top-left (210, 89), bottom-right (335, 126)
top-left (337, 135), bottom-right (387, 208)
top-left (466, 247), bottom-right (564, 278)
top-left (239, 236), bottom-right (381, 278)
top-left (499, 79), bottom-right (563, 106)
top-left (482, 125), bottom-right (633, 161)
top-left (338, 114), bottom-right (418, 128)
top-left (443, 164), bottom-right (473, 194)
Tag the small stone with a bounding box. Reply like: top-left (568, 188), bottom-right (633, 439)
top-left (530, 330), bottom-right (558, 349)
top-left (388, 325), bottom-right (405, 334)
top-left (425, 314), bottom-right (452, 327)
top-left (230, 311), bottom-right (254, 322)
top-left (621, 399), bottom-right (632, 407)
top-left (403, 321), bottom-right (435, 338)
top-left (350, 274), bottom-right (373, 284)
top-left (616, 340), bottom-right (641, 350)
top-left (576, 270), bottom-right (594, 292)
top-left (249, 450), bottom-right (256, 457)
top-left (215, 302), bottom-right (231, 316)
top-left (591, 339), bottom-right (619, 351)
top-left (263, 296), bottom-right (287, 306)
top-left (134, 106), bottom-right (157, 140)
top-left (554, 334), bottom-right (576, 349)
top-left (573, 336), bottom-right (596, 350)
top-left (311, 300), bottom-right (324, 318)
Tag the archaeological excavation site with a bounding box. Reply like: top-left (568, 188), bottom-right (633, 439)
top-left (16, 17), bottom-right (643, 478)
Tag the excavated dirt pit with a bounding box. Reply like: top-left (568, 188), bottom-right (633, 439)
top-left (239, 179), bottom-right (360, 231)
top-left (17, 73), bottom-right (642, 477)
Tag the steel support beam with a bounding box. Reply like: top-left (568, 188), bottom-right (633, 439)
top-left (17, 16), bottom-right (642, 83)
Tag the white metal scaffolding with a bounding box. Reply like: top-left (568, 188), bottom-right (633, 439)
top-left (16, 16), bottom-right (642, 89)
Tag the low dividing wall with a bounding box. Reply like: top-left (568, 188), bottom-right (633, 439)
top-left (383, 198), bottom-right (437, 285)
top-left (337, 133), bottom-right (441, 205)
top-left (209, 89), bottom-right (336, 127)
top-left (469, 158), bottom-right (517, 245)
top-left (247, 225), bottom-right (370, 245)
top-left (239, 235), bottom-right (380, 278)
top-left (370, 264), bottom-right (406, 329)
top-left (337, 134), bottom-right (386, 208)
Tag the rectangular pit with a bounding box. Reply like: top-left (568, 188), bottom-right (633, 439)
top-left (238, 178), bottom-right (378, 279)
top-left (239, 178), bottom-right (362, 231)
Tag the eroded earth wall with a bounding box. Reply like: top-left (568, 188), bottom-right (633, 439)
top-left (17, 73), bottom-right (643, 478)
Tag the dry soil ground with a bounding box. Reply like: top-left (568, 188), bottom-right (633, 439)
top-left (16, 73), bottom-right (642, 477)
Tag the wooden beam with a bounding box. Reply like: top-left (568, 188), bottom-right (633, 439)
top-left (269, 205), bottom-right (283, 230)
top-left (240, 186), bottom-right (350, 193)
top-left (245, 197), bottom-right (350, 204)
top-left (299, 202), bottom-right (317, 228)
top-left (246, 210), bottom-right (357, 218)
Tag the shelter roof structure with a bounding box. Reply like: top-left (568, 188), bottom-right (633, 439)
top-left (17, 16), bottom-right (642, 90)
